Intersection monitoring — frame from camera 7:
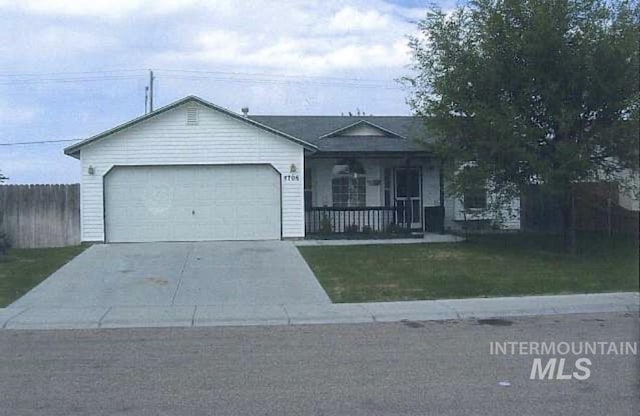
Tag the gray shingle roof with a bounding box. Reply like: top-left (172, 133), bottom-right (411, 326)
top-left (63, 96), bottom-right (433, 157)
top-left (249, 115), bottom-right (433, 153)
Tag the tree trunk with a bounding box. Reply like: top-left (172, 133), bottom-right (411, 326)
top-left (561, 187), bottom-right (577, 254)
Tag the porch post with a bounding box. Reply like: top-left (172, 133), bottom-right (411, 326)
top-left (404, 153), bottom-right (411, 230)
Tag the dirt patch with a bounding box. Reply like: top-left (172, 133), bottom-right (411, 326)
top-left (240, 248), bottom-right (275, 254)
top-left (477, 318), bottom-right (513, 326)
top-left (374, 283), bottom-right (400, 289)
top-left (142, 277), bottom-right (169, 286)
top-left (401, 319), bottom-right (424, 328)
top-left (427, 250), bottom-right (465, 260)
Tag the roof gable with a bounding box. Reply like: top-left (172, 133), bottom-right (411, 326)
top-left (319, 120), bottom-right (405, 139)
top-left (249, 115), bottom-right (430, 142)
top-left (64, 96), bottom-right (318, 158)
top-left (249, 115), bottom-right (431, 153)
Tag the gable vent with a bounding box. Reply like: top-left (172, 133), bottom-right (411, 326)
top-left (186, 106), bottom-right (199, 125)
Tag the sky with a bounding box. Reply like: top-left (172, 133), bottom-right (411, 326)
top-left (0, 0), bottom-right (454, 184)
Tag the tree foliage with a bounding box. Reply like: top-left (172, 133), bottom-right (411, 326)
top-left (406, 0), bottom-right (639, 247)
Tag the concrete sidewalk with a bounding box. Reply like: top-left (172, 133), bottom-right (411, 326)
top-left (294, 233), bottom-right (463, 246)
top-left (1, 292), bottom-right (637, 330)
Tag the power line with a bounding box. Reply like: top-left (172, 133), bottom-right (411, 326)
top-left (0, 69), bottom-right (147, 78)
top-left (160, 74), bottom-right (403, 90)
top-left (0, 139), bottom-right (78, 146)
top-left (0, 68), bottom-right (404, 147)
top-left (0, 75), bottom-right (143, 86)
top-left (0, 68), bottom-right (403, 88)
top-left (0, 73), bottom-right (401, 89)
top-left (156, 68), bottom-right (395, 83)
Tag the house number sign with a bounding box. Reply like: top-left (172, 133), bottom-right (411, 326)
top-left (283, 163), bottom-right (300, 182)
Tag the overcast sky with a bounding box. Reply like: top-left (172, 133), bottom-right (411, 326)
top-left (0, 0), bottom-right (453, 184)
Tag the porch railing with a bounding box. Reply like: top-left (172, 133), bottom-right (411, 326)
top-left (305, 207), bottom-right (413, 235)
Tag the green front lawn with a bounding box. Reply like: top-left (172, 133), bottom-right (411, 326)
top-left (298, 233), bottom-right (639, 303)
top-left (0, 245), bottom-right (89, 307)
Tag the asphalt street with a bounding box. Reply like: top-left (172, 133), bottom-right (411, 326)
top-left (1, 312), bottom-right (638, 416)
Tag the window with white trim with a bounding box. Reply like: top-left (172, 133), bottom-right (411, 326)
top-left (332, 159), bottom-right (366, 207)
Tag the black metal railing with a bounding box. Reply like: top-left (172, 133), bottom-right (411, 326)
top-left (305, 207), bottom-right (413, 235)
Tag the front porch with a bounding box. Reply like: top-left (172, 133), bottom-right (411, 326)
top-left (303, 155), bottom-right (445, 236)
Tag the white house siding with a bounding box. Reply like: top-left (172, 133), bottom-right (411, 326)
top-left (419, 161), bottom-right (441, 207)
top-left (618, 169), bottom-right (640, 211)
top-left (79, 102), bottom-right (305, 242)
top-left (620, 190), bottom-right (640, 211)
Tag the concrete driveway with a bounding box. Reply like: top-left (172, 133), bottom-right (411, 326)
top-left (9, 241), bottom-right (331, 308)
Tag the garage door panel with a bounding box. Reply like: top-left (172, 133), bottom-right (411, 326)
top-left (212, 187), bottom-right (236, 202)
top-left (105, 165), bottom-right (281, 242)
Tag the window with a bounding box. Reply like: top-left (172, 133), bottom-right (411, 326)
top-left (304, 167), bottom-right (312, 209)
top-left (463, 187), bottom-right (487, 209)
top-left (332, 159), bottom-right (366, 207)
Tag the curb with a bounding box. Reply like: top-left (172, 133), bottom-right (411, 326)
top-left (1, 292), bottom-right (637, 330)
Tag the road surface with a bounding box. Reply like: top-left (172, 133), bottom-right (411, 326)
top-left (1, 312), bottom-right (638, 415)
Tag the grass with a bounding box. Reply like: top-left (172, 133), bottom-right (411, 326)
top-left (298, 233), bottom-right (639, 303)
top-left (0, 245), bottom-right (89, 307)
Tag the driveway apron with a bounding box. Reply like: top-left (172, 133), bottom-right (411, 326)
top-left (9, 241), bottom-right (330, 308)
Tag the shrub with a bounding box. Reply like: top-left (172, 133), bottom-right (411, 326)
top-left (319, 214), bottom-right (333, 234)
top-left (385, 222), bottom-right (403, 234)
top-left (0, 230), bottom-right (10, 257)
top-left (345, 223), bottom-right (360, 233)
top-left (0, 211), bottom-right (10, 257)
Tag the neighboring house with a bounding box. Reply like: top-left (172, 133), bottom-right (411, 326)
top-left (64, 95), bottom-right (519, 243)
top-left (616, 169), bottom-right (640, 212)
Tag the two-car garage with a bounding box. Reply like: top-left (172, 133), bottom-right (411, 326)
top-left (104, 165), bottom-right (281, 242)
top-left (65, 96), bottom-right (312, 243)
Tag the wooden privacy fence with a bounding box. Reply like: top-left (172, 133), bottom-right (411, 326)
top-left (521, 183), bottom-right (639, 236)
top-left (0, 184), bottom-right (80, 248)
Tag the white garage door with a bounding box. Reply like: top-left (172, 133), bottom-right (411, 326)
top-left (104, 165), bottom-right (281, 242)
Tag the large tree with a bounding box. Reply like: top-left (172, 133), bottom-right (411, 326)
top-left (406, 0), bottom-right (639, 251)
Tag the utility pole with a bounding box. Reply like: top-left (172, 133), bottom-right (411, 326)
top-left (144, 86), bottom-right (149, 114)
top-left (149, 70), bottom-right (155, 112)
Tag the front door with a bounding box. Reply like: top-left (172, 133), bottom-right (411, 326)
top-left (394, 168), bottom-right (422, 229)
